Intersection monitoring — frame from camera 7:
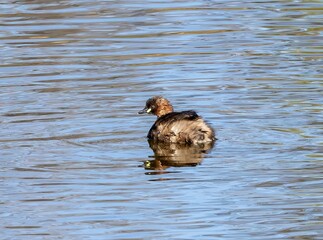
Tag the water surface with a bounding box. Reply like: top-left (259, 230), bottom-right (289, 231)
top-left (1, 0), bottom-right (322, 239)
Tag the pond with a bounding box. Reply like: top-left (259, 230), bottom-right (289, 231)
top-left (1, 0), bottom-right (322, 239)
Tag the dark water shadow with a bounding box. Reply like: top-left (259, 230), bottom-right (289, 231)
top-left (142, 140), bottom-right (215, 172)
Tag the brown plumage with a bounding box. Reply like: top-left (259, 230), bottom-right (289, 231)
top-left (138, 96), bottom-right (216, 144)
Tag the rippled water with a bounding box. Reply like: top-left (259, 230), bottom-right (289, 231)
top-left (1, 0), bottom-right (322, 239)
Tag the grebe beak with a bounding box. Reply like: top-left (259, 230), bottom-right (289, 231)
top-left (138, 107), bottom-right (151, 114)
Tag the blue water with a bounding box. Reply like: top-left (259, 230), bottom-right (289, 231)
top-left (1, 0), bottom-right (322, 239)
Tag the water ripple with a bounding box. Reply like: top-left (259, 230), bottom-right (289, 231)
top-left (1, 0), bottom-right (322, 239)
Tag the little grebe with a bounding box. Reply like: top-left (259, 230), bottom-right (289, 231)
top-left (138, 96), bottom-right (215, 144)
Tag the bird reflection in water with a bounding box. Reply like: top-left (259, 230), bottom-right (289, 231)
top-left (143, 140), bottom-right (214, 171)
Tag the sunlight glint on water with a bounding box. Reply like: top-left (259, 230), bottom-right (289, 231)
top-left (1, 0), bottom-right (322, 239)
